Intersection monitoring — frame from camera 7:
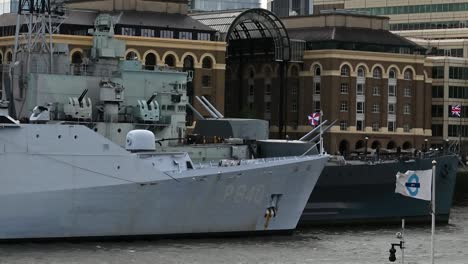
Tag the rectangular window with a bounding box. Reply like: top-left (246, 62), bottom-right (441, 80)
top-left (404, 104), bottom-right (411, 115)
top-left (356, 120), bottom-right (364, 131)
top-left (432, 105), bottom-right (444, 117)
top-left (341, 83), bottom-right (349, 94)
top-left (249, 85), bottom-right (254, 96)
top-left (388, 121), bottom-right (396, 132)
top-left (314, 101), bottom-right (321, 112)
top-left (373, 104), bottom-right (380, 113)
top-left (357, 83), bottom-right (364, 95)
top-left (197, 32), bottom-right (211, 41)
top-left (291, 99), bottom-right (298, 112)
top-left (432, 124), bottom-right (443, 137)
top-left (432, 66), bottom-right (444, 79)
top-left (340, 121), bottom-right (348, 131)
top-left (388, 85), bottom-right (396, 96)
top-left (356, 102), bottom-right (364, 114)
top-left (340, 101), bottom-right (348, 112)
top-left (141, 28), bottom-right (155, 37)
top-left (404, 124), bottom-right (411, 133)
top-left (432, 86), bottom-right (444, 98)
top-left (202, 75), bottom-right (211, 87)
top-left (314, 82), bottom-right (321, 95)
top-left (372, 122), bottom-right (380, 132)
top-left (179, 31), bottom-right (193, 40)
top-left (265, 84), bottom-right (272, 95)
top-left (160, 30), bottom-right (174, 39)
top-left (121, 27), bottom-right (136, 36)
top-left (265, 102), bottom-right (271, 113)
top-left (388, 103), bottom-right (395, 114)
top-left (373, 86), bottom-right (380, 96)
top-left (404, 87), bottom-right (412, 97)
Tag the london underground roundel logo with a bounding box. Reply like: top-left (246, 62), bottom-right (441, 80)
top-left (405, 174), bottom-right (421, 197)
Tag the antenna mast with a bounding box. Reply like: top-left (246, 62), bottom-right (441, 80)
top-left (12, 0), bottom-right (66, 74)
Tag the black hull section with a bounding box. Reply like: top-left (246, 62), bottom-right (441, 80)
top-left (300, 155), bottom-right (458, 225)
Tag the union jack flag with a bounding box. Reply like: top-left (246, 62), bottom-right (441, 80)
top-left (451, 104), bottom-right (461, 117)
top-left (308, 112), bottom-right (321, 126)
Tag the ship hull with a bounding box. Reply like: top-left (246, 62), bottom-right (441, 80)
top-left (300, 155), bottom-right (459, 225)
top-left (0, 124), bottom-right (328, 239)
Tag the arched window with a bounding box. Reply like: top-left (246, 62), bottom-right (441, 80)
top-left (6, 52), bottom-right (12, 63)
top-left (357, 67), bottom-right (365, 77)
top-left (387, 141), bottom-right (396, 150)
top-left (371, 140), bottom-right (381, 149)
top-left (339, 140), bottom-right (349, 155)
top-left (183, 56), bottom-right (194, 70)
top-left (249, 68), bottom-right (255, 79)
top-left (71, 51), bottom-right (83, 64)
top-left (341, 65), bottom-right (350, 77)
top-left (144, 53), bottom-right (157, 70)
top-left (402, 141), bottom-right (412, 150)
top-left (202, 57), bottom-right (213, 69)
top-left (404, 69), bottom-right (413, 80)
top-left (164, 54), bottom-right (176, 67)
top-left (373, 67), bottom-right (382, 78)
top-left (126, 51), bottom-right (138, 61)
top-left (389, 69), bottom-right (397, 79)
top-left (0, 54), bottom-right (2, 64)
top-left (355, 140), bottom-right (364, 150)
top-left (313, 65), bottom-right (321, 76)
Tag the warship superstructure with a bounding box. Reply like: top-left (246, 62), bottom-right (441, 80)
top-left (0, 13), bottom-right (329, 239)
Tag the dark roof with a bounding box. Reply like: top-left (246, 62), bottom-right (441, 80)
top-left (288, 27), bottom-right (419, 47)
top-left (0, 10), bottom-right (215, 31)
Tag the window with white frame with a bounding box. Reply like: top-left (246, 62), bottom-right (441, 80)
top-left (341, 83), bottom-right (349, 94)
top-left (315, 101), bottom-right (321, 112)
top-left (314, 82), bottom-right (321, 95)
top-left (372, 122), bottom-right (380, 132)
top-left (404, 104), bottom-right (411, 114)
top-left (388, 85), bottom-right (396, 96)
top-left (179, 31), bottom-right (193, 40)
top-left (141, 28), bottom-right (155, 37)
top-left (341, 65), bottom-right (350, 77)
top-left (357, 67), bottom-right (365, 77)
top-left (160, 30), bottom-right (174, 38)
top-left (265, 102), bottom-right (271, 113)
top-left (121, 27), bottom-right (136, 36)
top-left (389, 69), bottom-right (396, 79)
top-left (340, 121), bottom-right (348, 131)
top-left (373, 67), bottom-right (382, 79)
top-left (249, 85), bottom-right (254, 96)
top-left (197, 32), bottom-right (211, 41)
top-left (373, 86), bottom-right (380, 96)
top-left (265, 84), bottom-right (271, 95)
top-left (340, 101), bottom-right (348, 112)
top-left (356, 120), bottom-right (364, 131)
top-left (388, 103), bottom-right (395, 114)
top-left (388, 121), bottom-right (396, 132)
top-left (404, 87), bottom-right (411, 97)
top-left (357, 102), bottom-right (364, 113)
top-left (291, 99), bottom-right (298, 112)
top-left (357, 83), bottom-right (364, 95)
top-left (373, 104), bottom-right (380, 113)
top-left (404, 70), bottom-right (413, 80)
top-left (404, 124), bottom-right (411, 132)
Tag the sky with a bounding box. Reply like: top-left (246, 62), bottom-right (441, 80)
top-left (261, 0), bottom-right (267, 8)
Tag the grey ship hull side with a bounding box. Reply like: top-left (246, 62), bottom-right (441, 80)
top-left (301, 155), bottom-right (458, 225)
top-left (0, 124), bottom-right (328, 239)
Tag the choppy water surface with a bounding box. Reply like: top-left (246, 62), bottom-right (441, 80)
top-left (1, 199), bottom-right (467, 264)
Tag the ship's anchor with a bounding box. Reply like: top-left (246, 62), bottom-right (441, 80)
top-left (264, 194), bottom-right (282, 229)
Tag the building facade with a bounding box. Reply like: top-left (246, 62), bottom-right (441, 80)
top-left (313, 0), bottom-right (468, 31)
top-left (268, 0), bottom-right (313, 17)
top-left (223, 13), bottom-right (432, 154)
top-left (0, 0), bottom-right (17, 14)
top-left (190, 0), bottom-right (260, 11)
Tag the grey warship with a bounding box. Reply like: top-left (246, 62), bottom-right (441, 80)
top-left (0, 13), bottom-right (329, 239)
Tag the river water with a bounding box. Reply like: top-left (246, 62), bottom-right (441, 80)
top-left (1, 198), bottom-right (467, 264)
